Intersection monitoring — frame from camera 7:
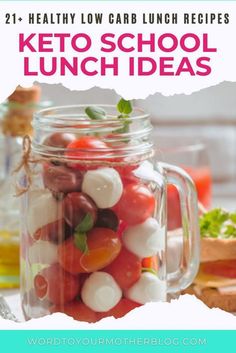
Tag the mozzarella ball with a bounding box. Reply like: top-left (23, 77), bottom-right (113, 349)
top-left (82, 168), bottom-right (123, 208)
top-left (28, 240), bottom-right (58, 265)
top-left (123, 218), bottom-right (165, 258)
top-left (167, 234), bottom-right (183, 273)
top-left (81, 272), bottom-right (122, 312)
top-left (27, 189), bottom-right (62, 237)
top-left (125, 272), bottom-right (166, 304)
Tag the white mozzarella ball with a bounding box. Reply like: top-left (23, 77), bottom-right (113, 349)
top-left (81, 272), bottom-right (122, 312)
top-left (28, 241), bottom-right (58, 265)
top-left (81, 168), bottom-right (123, 208)
top-left (123, 218), bottom-right (165, 258)
top-left (125, 272), bottom-right (166, 304)
top-left (27, 189), bottom-right (62, 237)
top-left (167, 234), bottom-right (183, 273)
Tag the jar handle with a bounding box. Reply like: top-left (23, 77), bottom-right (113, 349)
top-left (158, 162), bottom-right (200, 293)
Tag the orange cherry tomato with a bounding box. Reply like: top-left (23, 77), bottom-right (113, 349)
top-left (142, 256), bottom-right (158, 272)
top-left (105, 247), bottom-right (141, 290)
top-left (58, 228), bottom-right (121, 274)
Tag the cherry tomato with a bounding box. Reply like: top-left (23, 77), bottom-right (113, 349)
top-left (43, 163), bottom-right (82, 194)
top-left (105, 139), bottom-right (139, 175)
top-left (95, 209), bottom-right (119, 232)
top-left (52, 301), bottom-right (98, 323)
top-left (121, 172), bottom-right (140, 187)
top-left (66, 136), bottom-right (109, 170)
top-left (33, 219), bottom-right (72, 244)
top-left (184, 166), bottom-right (212, 209)
top-left (98, 298), bottom-right (141, 319)
top-left (58, 228), bottom-right (121, 274)
top-left (63, 192), bottom-right (97, 229)
top-left (114, 183), bottom-right (155, 225)
top-left (202, 260), bottom-right (236, 279)
top-left (142, 256), bottom-right (158, 272)
top-left (44, 133), bottom-right (75, 149)
top-left (114, 157), bottom-right (139, 179)
top-left (167, 185), bottom-right (181, 230)
top-left (34, 263), bottom-right (80, 305)
top-left (117, 221), bottom-right (128, 237)
top-left (104, 247), bottom-right (141, 290)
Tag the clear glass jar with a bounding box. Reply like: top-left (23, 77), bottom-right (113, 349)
top-left (0, 85), bottom-right (41, 288)
top-left (20, 105), bottom-right (200, 322)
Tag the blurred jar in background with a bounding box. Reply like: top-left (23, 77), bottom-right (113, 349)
top-left (0, 85), bottom-right (41, 288)
top-left (155, 137), bottom-right (212, 230)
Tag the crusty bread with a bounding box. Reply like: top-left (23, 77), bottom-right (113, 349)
top-left (183, 285), bottom-right (236, 313)
top-left (180, 230), bottom-right (236, 312)
top-left (201, 237), bottom-right (236, 262)
top-left (8, 85), bottom-right (41, 104)
top-left (168, 229), bottom-right (236, 263)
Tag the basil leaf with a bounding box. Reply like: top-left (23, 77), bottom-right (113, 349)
top-left (114, 120), bottom-right (131, 134)
top-left (74, 232), bottom-right (88, 253)
top-left (85, 106), bottom-right (106, 120)
top-left (141, 267), bottom-right (158, 276)
top-left (117, 98), bottom-right (132, 115)
top-left (76, 213), bottom-right (94, 233)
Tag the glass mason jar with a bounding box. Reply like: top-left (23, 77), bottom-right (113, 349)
top-left (20, 105), bottom-right (200, 322)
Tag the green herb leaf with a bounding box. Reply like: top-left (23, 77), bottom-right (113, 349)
top-left (76, 213), bottom-right (94, 233)
top-left (200, 208), bottom-right (236, 239)
top-left (224, 225), bottom-right (236, 238)
top-left (141, 267), bottom-right (158, 276)
top-left (117, 99), bottom-right (133, 115)
top-left (230, 214), bottom-right (236, 223)
top-left (85, 106), bottom-right (106, 120)
top-left (74, 232), bottom-right (88, 253)
top-left (114, 120), bottom-right (131, 134)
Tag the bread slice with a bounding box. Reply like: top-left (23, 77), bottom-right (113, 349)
top-left (168, 228), bottom-right (236, 263)
top-left (8, 85), bottom-right (41, 104)
top-left (183, 285), bottom-right (236, 313)
top-left (201, 237), bottom-right (236, 262)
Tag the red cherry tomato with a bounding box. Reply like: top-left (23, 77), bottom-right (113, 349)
top-left (44, 133), bottom-right (75, 149)
top-left (33, 219), bottom-right (72, 244)
top-left (114, 159), bottom-right (139, 178)
top-left (104, 247), bottom-right (141, 290)
top-left (65, 136), bottom-right (109, 170)
top-left (98, 298), bottom-right (141, 319)
top-left (63, 192), bottom-right (97, 229)
top-left (202, 260), bottom-right (236, 279)
top-left (58, 228), bottom-right (121, 274)
top-left (120, 171), bottom-right (140, 186)
top-left (167, 185), bottom-right (181, 230)
top-left (52, 301), bottom-right (98, 323)
top-left (117, 220), bottom-right (128, 237)
top-left (34, 263), bottom-right (80, 305)
top-left (114, 183), bottom-right (155, 225)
